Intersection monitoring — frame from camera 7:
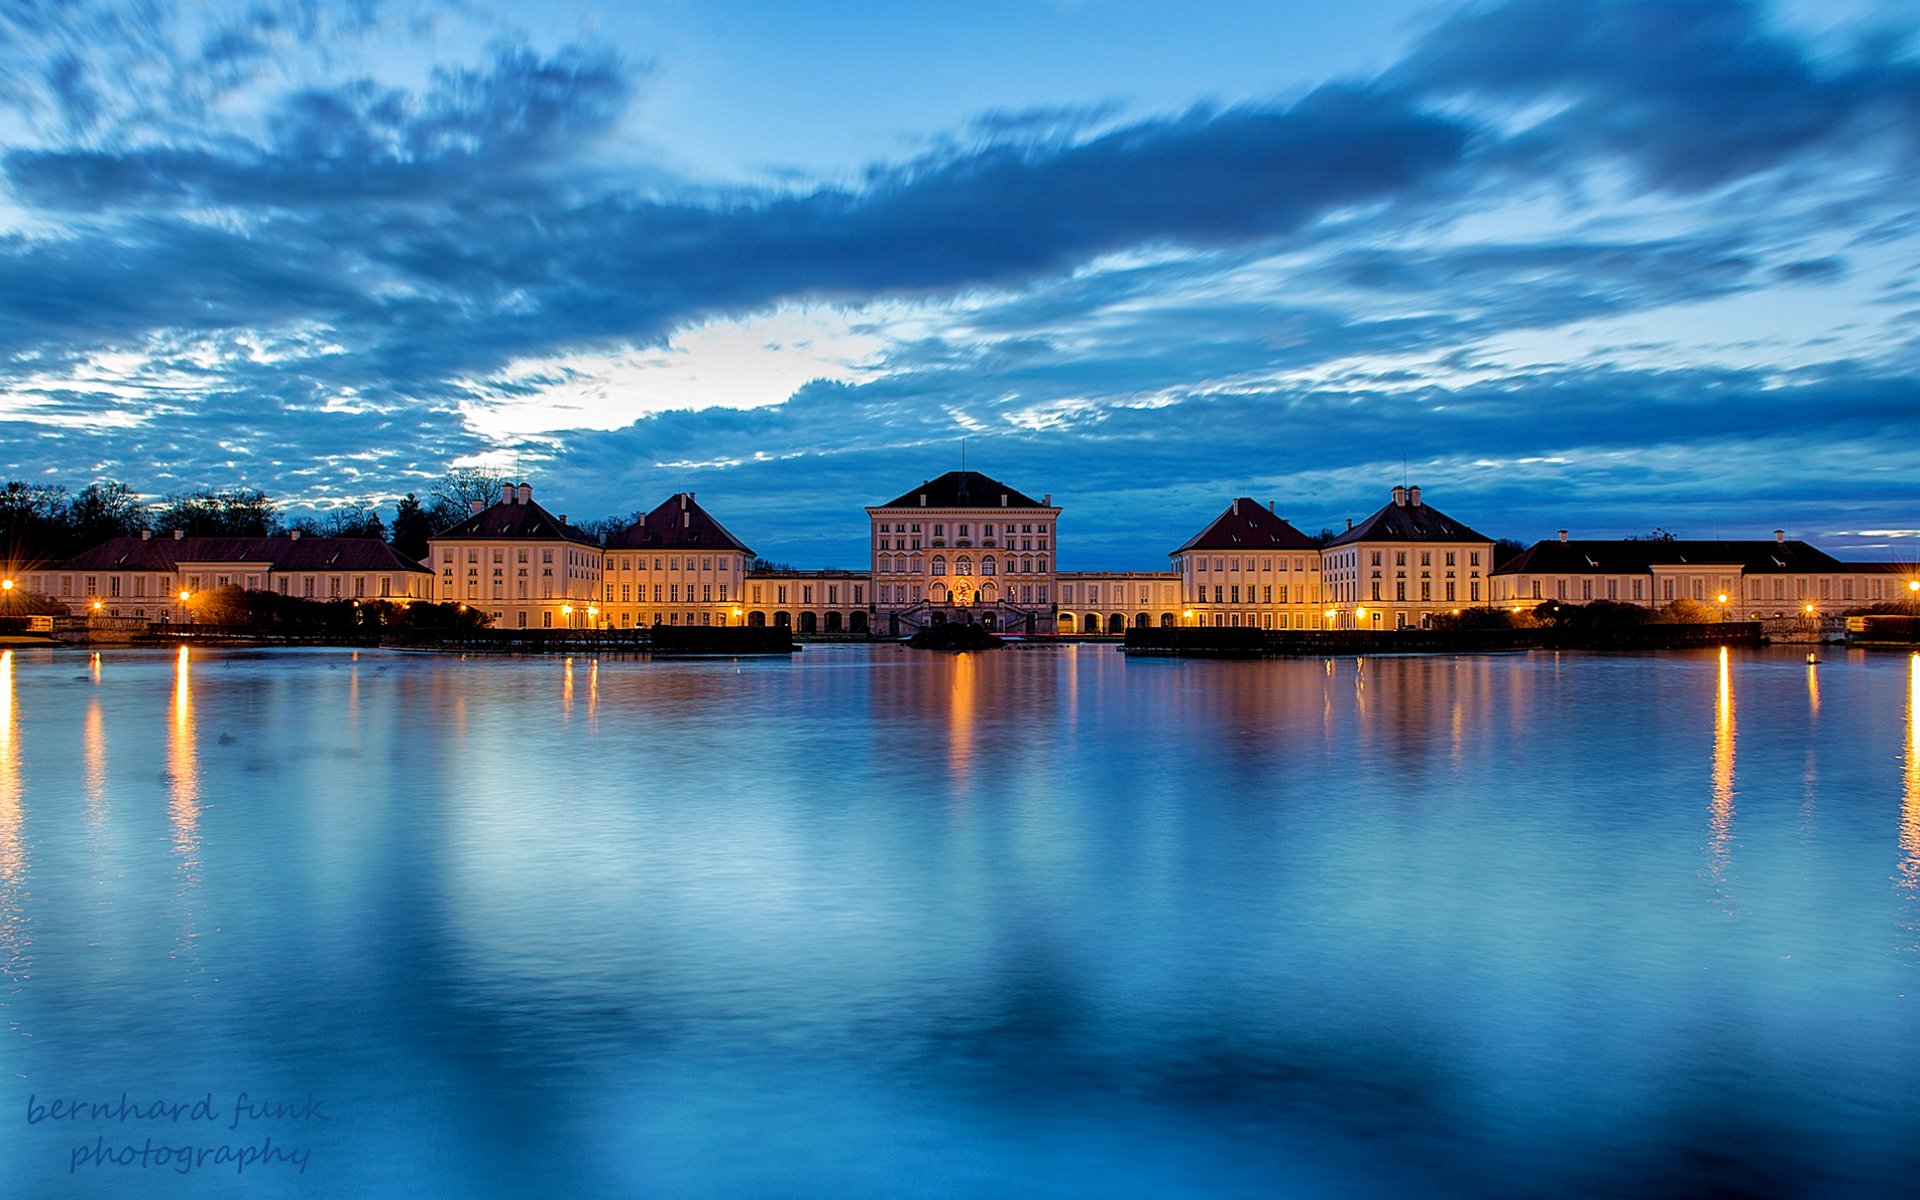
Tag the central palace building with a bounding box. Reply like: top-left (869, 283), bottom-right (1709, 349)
top-left (24, 468), bottom-right (1916, 633)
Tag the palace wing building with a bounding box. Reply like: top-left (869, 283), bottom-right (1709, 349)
top-left (1322, 486), bottom-right (1494, 629)
top-left (31, 532), bottom-right (431, 621)
top-left (603, 492), bottom-right (753, 629)
top-left (1170, 497), bottom-right (1324, 629)
top-left (1492, 531), bottom-right (1913, 616)
top-left (428, 482), bottom-right (603, 628)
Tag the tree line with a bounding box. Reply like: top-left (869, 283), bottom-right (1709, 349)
top-left (0, 468), bottom-right (652, 568)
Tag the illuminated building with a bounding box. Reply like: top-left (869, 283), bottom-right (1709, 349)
top-left (29, 532), bottom-right (431, 621)
top-left (1321, 486), bottom-right (1494, 630)
top-left (602, 493), bottom-right (754, 628)
top-left (427, 482), bottom-right (602, 629)
top-left (1491, 531), bottom-right (1913, 617)
top-left (866, 471), bottom-right (1063, 635)
top-left (1169, 497), bottom-right (1324, 630)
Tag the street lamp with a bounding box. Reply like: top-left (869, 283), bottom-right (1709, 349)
top-left (1716, 593), bottom-right (1729, 623)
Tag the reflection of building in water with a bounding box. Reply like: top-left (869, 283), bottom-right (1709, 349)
top-left (0, 650), bottom-right (28, 1004)
top-left (1900, 656), bottom-right (1920, 898)
top-left (1708, 647), bottom-right (1737, 890)
top-left (0, 651), bottom-right (20, 885)
top-left (169, 646), bottom-right (200, 863)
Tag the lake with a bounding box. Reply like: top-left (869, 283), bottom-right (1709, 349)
top-left (2, 643), bottom-right (1917, 1198)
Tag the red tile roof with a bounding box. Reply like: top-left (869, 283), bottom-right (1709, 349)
top-left (433, 498), bottom-right (600, 547)
top-left (605, 493), bottom-right (754, 555)
top-left (1172, 498), bottom-right (1316, 554)
top-left (59, 536), bottom-right (430, 573)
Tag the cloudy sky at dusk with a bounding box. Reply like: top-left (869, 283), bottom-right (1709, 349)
top-left (3, 0), bottom-right (1918, 568)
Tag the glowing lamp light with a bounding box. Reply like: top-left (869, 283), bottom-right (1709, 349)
top-left (1804, 604), bottom-right (1815, 614)
top-left (1910, 580), bottom-right (1919, 593)
top-left (1356, 606), bottom-right (1367, 618)
top-left (1716, 594), bottom-right (1728, 605)
top-left (178, 590), bottom-right (190, 602)
top-left (91, 600), bottom-right (102, 611)
top-left (1324, 609), bottom-right (1336, 620)
top-left (1, 578), bottom-right (13, 591)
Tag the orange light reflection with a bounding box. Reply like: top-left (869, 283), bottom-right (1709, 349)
top-left (1898, 656), bottom-right (1920, 905)
top-left (948, 651), bottom-right (975, 783)
top-left (1708, 647), bottom-right (1736, 892)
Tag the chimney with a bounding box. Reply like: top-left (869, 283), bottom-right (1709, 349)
top-left (290, 530), bottom-right (301, 540)
top-left (1345, 518), bottom-right (1353, 531)
top-left (518, 482), bottom-right (531, 505)
top-left (141, 529), bottom-right (152, 540)
top-left (559, 514), bottom-right (567, 525)
top-left (1392, 485), bottom-right (1408, 507)
top-left (1408, 485), bottom-right (1422, 507)
top-left (469, 498), bottom-right (484, 515)
top-left (1774, 529), bottom-right (1785, 543)
top-left (173, 529), bottom-right (184, 540)
top-left (689, 492), bottom-right (695, 502)
top-left (1043, 494), bottom-right (1051, 507)
top-left (502, 483), bottom-right (514, 505)
top-left (1269, 501), bottom-right (1275, 513)
top-left (1558, 530), bottom-right (1568, 543)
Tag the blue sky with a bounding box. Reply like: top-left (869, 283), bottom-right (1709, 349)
top-left (2, 0), bottom-right (1918, 569)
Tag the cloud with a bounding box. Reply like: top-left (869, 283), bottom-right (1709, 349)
top-left (0, 0), bottom-right (1916, 559)
top-left (1396, 0), bottom-right (1920, 193)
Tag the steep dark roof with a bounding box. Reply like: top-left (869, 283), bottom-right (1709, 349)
top-left (1495, 539), bottom-right (1846, 576)
top-left (59, 536), bottom-right (431, 573)
top-left (1844, 561), bottom-right (1917, 575)
top-left (1325, 492), bottom-right (1491, 547)
top-left (605, 493), bottom-right (753, 555)
top-left (1172, 498), bottom-right (1316, 555)
top-left (876, 471), bottom-right (1047, 509)
top-left (433, 498), bottom-right (599, 547)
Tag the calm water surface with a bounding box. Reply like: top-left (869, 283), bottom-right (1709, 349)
top-left (1, 643), bottom-right (1918, 1198)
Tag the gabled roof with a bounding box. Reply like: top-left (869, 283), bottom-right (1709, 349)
top-left (605, 493), bottom-right (753, 555)
top-left (58, 536), bottom-right (431, 574)
top-left (1325, 492), bottom-right (1490, 547)
top-left (875, 470), bottom-right (1048, 509)
top-left (1172, 498), bottom-right (1316, 555)
top-left (432, 498), bottom-right (599, 547)
top-left (1495, 539), bottom-right (1847, 576)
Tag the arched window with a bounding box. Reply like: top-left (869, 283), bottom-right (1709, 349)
top-left (932, 556), bottom-right (947, 576)
top-left (981, 557), bottom-right (996, 576)
top-left (956, 557), bottom-right (971, 576)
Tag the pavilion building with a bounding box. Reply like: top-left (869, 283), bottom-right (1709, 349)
top-left (1322, 486), bottom-right (1494, 630)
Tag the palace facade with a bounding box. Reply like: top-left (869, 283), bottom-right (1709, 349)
top-left (26, 531), bottom-right (432, 621)
top-left (22, 468), bottom-right (1918, 632)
